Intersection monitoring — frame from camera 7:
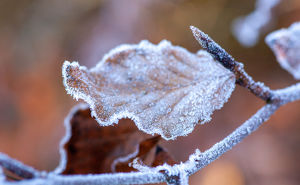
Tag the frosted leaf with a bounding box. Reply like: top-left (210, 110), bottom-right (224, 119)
top-left (232, 0), bottom-right (280, 47)
top-left (265, 22), bottom-right (300, 80)
top-left (62, 40), bottom-right (235, 140)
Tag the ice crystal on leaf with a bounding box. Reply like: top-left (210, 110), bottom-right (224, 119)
top-left (266, 22), bottom-right (300, 80)
top-left (62, 40), bottom-right (235, 140)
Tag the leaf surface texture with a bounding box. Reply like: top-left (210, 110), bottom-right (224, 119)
top-left (63, 40), bottom-right (235, 140)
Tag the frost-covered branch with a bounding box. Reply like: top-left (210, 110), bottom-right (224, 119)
top-left (185, 103), bottom-right (279, 175)
top-left (274, 82), bottom-right (300, 104)
top-left (183, 82), bottom-right (300, 175)
top-left (0, 170), bottom-right (166, 185)
top-left (190, 26), bottom-right (273, 102)
top-left (0, 153), bottom-right (41, 180)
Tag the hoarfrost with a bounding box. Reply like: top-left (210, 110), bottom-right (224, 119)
top-left (0, 166), bottom-right (4, 182)
top-left (111, 147), bottom-right (140, 172)
top-left (130, 158), bottom-right (180, 177)
top-left (179, 169), bottom-right (188, 185)
top-left (130, 158), bottom-right (152, 172)
top-left (232, 0), bottom-right (280, 47)
top-left (62, 40), bottom-right (235, 140)
top-left (266, 22), bottom-right (300, 80)
top-left (0, 153), bottom-right (40, 179)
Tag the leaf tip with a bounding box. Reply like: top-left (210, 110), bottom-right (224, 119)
top-left (62, 61), bottom-right (90, 101)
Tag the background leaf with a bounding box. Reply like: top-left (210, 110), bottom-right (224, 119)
top-left (266, 22), bottom-right (300, 80)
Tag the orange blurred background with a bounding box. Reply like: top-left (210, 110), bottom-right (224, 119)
top-left (0, 0), bottom-right (299, 184)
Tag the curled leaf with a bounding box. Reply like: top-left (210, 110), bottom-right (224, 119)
top-left (112, 136), bottom-right (161, 172)
top-left (55, 104), bottom-right (174, 174)
top-left (55, 104), bottom-right (150, 174)
top-left (152, 146), bottom-right (177, 167)
top-left (266, 22), bottom-right (300, 80)
top-left (62, 40), bottom-right (235, 140)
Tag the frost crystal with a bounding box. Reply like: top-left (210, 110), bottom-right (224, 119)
top-left (62, 40), bottom-right (235, 140)
top-left (0, 152), bottom-right (40, 179)
top-left (266, 22), bottom-right (300, 80)
top-left (0, 167), bottom-right (4, 182)
top-left (232, 0), bottom-right (280, 47)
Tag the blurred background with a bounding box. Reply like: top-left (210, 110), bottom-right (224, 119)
top-left (0, 0), bottom-right (299, 184)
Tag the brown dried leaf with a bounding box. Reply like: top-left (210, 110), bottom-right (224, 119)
top-left (56, 104), bottom-right (152, 174)
top-left (266, 22), bottom-right (300, 80)
top-left (152, 146), bottom-right (177, 167)
top-left (62, 40), bottom-right (235, 140)
top-left (112, 136), bottom-right (161, 172)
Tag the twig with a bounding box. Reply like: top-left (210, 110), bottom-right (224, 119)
top-left (190, 26), bottom-right (274, 102)
top-left (183, 82), bottom-right (300, 175)
top-left (0, 153), bottom-right (40, 179)
top-left (185, 103), bottom-right (279, 175)
top-left (0, 171), bottom-right (166, 185)
top-left (274, 82), bottom-right (300, 104)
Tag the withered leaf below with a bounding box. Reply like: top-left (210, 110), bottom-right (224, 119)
top-left (56, 104), bottom-right (146, 174)
top-left (112, 136), bottom-right (161, 172)
top-left (56, 104), bottom-right (174, 175)
top-left (152, 146), bottom-right (177, 167)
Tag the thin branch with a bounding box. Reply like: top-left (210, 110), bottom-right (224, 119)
top-left (184, 103), bottom-right (279, 175)
top-left (49, 172), bottom-right (165, 185)
top-left (0, 166), bottom-right (4, 182)
top-left (0, 153), bottom-right (41, 180)
top-left (182, 82), bottom-right (300, 175)
top-left (274, 82), bottom-right (300, 104)
top-left (190, 26), bottom-right (274, 102)
top-left (0, 171), bottom-right (166, 185)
